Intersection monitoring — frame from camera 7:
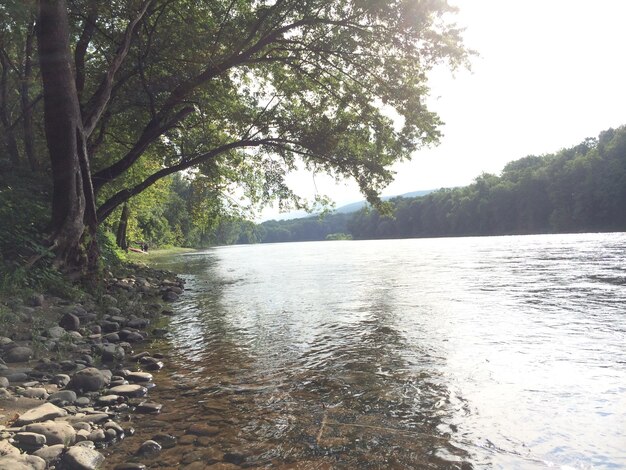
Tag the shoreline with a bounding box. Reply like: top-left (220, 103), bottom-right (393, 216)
top-left (0, 260), bottom-right (186, 469)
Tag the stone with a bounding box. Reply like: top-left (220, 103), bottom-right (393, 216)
top-left (126, 372), bottom-right (152, 383)
top-left (100, 321), bottom-right (120, 333)
top-left (51, 374), bottom-right (71, 387)
top-left (20, 387), bottom-right (48, 399)
top-left (16, 403), bottom-right (67, 425)
top-left (48, 390), bottom-right (77, 404)
top-left (97, 394), bottom-right (121, 406)
top-left (13, 431), bottom-right (47, 449)
top-left (65, 413), bottom-right (110, 425)
top-left (162, 291), bottom-right (179, 302)
top-left (127, 318), bottom-right (148, 329)
top-left (97, 344), bottom-right (125, 362)
top-left (59, 313), bottom-right (80, 331)
top-left (61, 446), bottom-right (105, 470)
top-left (139, 357), bottom-right (163, 371)
top-left (136, 402), bottom-right (162, 414)
top-left (0, 377), bottom-right (8, 388)
top-left (3, 346), bottom-right (33, 363)
top-left (108, 384), bottom-right (147, 398)
top-left (4, 372), bottom-right (28, 383)
top-left (0, 439), bottom-right (20, 456)
top-left (47, 326), bottom-right (67, 339)
top-left (0, 454), bottom-right (46, 470)
top-left (187, 423), bottom-right (220, 436)
top-left (152, 433), bottom-right (176, 449)
top-left (68, 368), bottom-right (110, 392)
top-left (104, 421), bottom-right (124, 435)
top-left (177, 434), bottom-right (196, 445)
top-left (87, 429), bottom-right (105, 442)
top-left (119, 330), bottom-right (144, 342)
top-left (114, 464), bottom-right (147, 470)
top-left (33, 444), bottom-right (65, 464)
top-left (23, 421), bottom-right (76, 445)
top-left (137, 440), bottom-right (161, 457)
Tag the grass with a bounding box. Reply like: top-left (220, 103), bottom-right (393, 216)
top-left (126, 247), bottom-right (196, 265)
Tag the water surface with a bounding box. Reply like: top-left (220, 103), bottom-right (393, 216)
top-left (111, 233), bottom-right (626, 469)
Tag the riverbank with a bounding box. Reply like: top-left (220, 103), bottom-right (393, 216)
top-left (0, 259), bottom-right (186, 469)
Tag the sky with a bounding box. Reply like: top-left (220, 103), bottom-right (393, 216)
top-left (262, 0), bottom-right (626, 220)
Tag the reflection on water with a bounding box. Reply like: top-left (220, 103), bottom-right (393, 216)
top-left (107, 233), bottom-right (626, 469)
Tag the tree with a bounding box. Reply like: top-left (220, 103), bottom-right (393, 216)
top-left (32, 0), bottom-right (469, 270)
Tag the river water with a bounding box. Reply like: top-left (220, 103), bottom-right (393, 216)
top-left (109, 233), bottom-right (626, 469)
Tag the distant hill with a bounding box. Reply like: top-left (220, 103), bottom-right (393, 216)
top-left (334, 190), bottom-right (435, 214)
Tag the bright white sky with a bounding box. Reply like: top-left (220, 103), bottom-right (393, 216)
top-left (261, 0), bottom-right (626, 220)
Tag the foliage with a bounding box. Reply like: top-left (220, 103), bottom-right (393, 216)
top-left (198, 125), bottom-right (626, 244)
top-left (346, 126), bottom-right (626, 239)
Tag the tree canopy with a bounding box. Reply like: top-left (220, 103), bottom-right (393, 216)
top-left (1, 0), bottom-right (469, 268)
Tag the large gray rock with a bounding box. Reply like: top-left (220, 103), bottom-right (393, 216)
top-left (47, 389), bottom-right (77, 405)
top-left (0, 454), bottom-right (46, 470)
top-left (68, 368), bottom-right (110, 392)
top-left (13, 431), bottom-right (46, 449)
top-left (61, 446), bottom-right (105, 470)
top-left (3, 346), bottom-right (33, 363)
top-left (33, 444), bottom-right (65, 464)
top-left (16, 403), bottom-right (67, 425)
top-left (23, 421), bottom-right (76, 445)
top-left (0, 439), bottom-right (20, 456)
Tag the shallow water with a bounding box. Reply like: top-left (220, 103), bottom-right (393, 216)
top-left (108, 233), bottom-right (626, 469)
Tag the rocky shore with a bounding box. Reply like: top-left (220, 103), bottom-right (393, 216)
top-left (0, 265), bottom-right (185, 470)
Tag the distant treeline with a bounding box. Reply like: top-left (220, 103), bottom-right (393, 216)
top-left (218, 125), bottom-right (626, 244)
top-left (101, 125), bottom-right (626, 247)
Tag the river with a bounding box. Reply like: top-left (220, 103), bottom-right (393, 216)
top-left (108, 233), bottom-right (626, 469)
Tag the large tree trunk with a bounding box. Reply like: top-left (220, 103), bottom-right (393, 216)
top-left (38, 0), bottom-right (97, 270)
top-left (21, 18), bottom-right (38, 172)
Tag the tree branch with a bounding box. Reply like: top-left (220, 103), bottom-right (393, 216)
top-left (82, 0), bottom-right (153, 137)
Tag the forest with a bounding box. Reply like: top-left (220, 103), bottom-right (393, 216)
top-left (209, 125), bottom-right (626, 244)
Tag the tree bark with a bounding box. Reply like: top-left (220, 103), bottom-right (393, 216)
top-left (0, 51), bottom-right (21, 165)
top-left (21, 18), bottom-right (37, 172)
top-left (38, 0), bottom-right (97, 269)
top-left (116, 203), bottom-right (130, 250)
